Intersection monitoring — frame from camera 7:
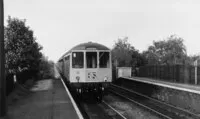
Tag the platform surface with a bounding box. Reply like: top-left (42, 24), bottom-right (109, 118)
top-left (6, 79), bottom-right (80, 119)
top-left (123, 77), bottom-right (200, 94)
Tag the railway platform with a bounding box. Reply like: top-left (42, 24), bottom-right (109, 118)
top-left (4, 79), bottom-right (83, 119)
top-left (119, 76), bottom-right (200, 114)
top-left (122, 77), bottom-right (200, 94)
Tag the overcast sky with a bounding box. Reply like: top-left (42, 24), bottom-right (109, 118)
top-left (4, 0), bottom-right (200, 62)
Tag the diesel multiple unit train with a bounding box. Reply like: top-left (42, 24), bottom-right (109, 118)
top-left (57, 42), bottom-right (112, 101)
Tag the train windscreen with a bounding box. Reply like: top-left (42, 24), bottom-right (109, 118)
top-left (99, 52), bottom-right (110, 68)
top-left (86, 52), bottom-right (97, 68)
top-left (72, 52), bottom-right (84, 68)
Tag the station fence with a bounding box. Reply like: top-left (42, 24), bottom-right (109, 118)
top-left (138, 65), bottom-right (200, 85)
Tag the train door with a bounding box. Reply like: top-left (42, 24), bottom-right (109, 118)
top-left (85, 51), bottom-right (98, 82)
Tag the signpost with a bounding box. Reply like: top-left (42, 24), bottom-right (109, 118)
top-left (0, 0), bottom-right (6, 117)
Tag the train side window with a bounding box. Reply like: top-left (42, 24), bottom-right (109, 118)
top-left (99, 52), bottom-right (110, 68)
top-left (72, 52), bottom-right (84, 68)
top-left (64, 56), bottom-right (69, 61)
top-left (86, 52), bottom-right (97, 68)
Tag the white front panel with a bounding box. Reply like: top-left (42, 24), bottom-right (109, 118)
top-left (97, 69), bottom-right (112, 82)
top-left (69, 50), bottom-right (112, 83)
top-left (85, 69), bottom-right (98, 82)
top-left (70, 69), bottom-right (85, 83)
top-left (85, 68), bottom-right (112, 82)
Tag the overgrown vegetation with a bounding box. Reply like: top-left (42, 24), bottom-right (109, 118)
top-left (112, 35), bottom-right (198, 69)
top-left (39, 55), bottom-right (55, 79)
top-left (142, 35), bottom-right (187, 65)
top-left (111, 35), bottom-right (199, 81)
top-left (5, 16), bottom-right (54, 88)
top-left (111, 37), bottom-right (147, 68)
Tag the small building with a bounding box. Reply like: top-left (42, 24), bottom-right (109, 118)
top-left (117, 67), bottom-right (132, 78)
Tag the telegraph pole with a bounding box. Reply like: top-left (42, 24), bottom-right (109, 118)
top-left (0, 0), bottom-right (6, 117)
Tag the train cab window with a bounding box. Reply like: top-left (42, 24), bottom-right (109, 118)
top-left (72, 52), bottom-right (84, 68)
top-left (99, 52), bottom-right (110, 68)
top-left (86, 52), bottom-right (97, 68)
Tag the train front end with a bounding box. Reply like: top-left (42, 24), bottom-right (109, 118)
top-left (70, 45), bottom-right (112, 100)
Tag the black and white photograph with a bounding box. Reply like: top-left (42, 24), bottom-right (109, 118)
top-left (1, 0), bottom-right (200, 119)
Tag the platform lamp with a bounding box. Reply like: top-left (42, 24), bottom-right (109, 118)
top-left (0, 0), bottom-right (6, 117)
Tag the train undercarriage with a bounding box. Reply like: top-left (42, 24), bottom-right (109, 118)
top-left (72, 83), bottom-right (110, 102)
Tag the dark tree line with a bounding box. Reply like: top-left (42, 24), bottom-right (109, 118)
top-left (4, 16), bottom-right (54, 84)
top-left (112, 35), bottom-right (197, 71)
top-left (39, 55), bottom-right (55, 79)
top-left (111, 37), bottom-right (147, 76)
top-left (143, 35), bottom-right (187, 65)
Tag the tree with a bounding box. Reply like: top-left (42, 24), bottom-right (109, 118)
top-left (142, 46), bottom-right (160, 65)
top-left (4, 16), bottom-right (42, 81)
top-left (184, 55), bottom-right (200, 65)
top-left (143, 35), bottom-right (187, 65)
top-left (39, 55), bottom-right (55, 79)
top-left (112, 37), bottom-right (146, 67)
top-left (112, 37), bottom-right (132, 67)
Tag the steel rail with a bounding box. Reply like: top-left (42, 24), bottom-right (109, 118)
top-left (111, 84), bottom-right (200, 119)
top-left (102, 100), bottom-right (127, 119)
top-left (109, 89), bottom-right (172, 119)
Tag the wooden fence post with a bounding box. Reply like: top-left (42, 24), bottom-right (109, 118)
top-left (194, 60), bottom-right (198, 85)
top-left (195, 66), bottom-right (197, 85)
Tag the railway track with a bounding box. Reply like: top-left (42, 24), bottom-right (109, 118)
top-left (77, 97), bottom-right (127, 119)
top-left (67, 86), bottom-right (127, 119)
top-left (102, 100), bottom-right (127, 119)
top-left (110, 84), bottom-right (200, 119)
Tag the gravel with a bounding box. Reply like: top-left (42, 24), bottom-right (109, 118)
top-left (103, 94), bottom-right (161, 119)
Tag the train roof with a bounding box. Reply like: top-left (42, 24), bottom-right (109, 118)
top-left (58, 42), bottom-right (110, 61)
top-left (71, 42), bottom-right (110, 50)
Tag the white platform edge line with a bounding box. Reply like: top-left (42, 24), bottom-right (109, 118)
top-left (60, 78), bottom-right (84, 119)
top-left (123, 77), bottom-right (200, 95)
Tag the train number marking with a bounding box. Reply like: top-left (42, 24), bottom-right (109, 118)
top-left (88, 72), bottom-right (97, 80)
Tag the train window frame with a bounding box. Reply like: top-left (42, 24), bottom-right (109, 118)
top-left (99, 51), bottom-right (110, 68)
top-left (72, 51), bottom-right (84, 68)
top-left (86, 51), bottom-right (97, 69)
top-left (64, 55), bottom-right (70, 61)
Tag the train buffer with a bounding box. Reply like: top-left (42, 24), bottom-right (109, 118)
top-left (5, 79), bottom-right (83, 119)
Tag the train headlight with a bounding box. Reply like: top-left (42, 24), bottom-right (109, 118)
top-left (76, 76), bottom-right (80, 82)
top-left (104, 76), bottom-right (108, 82)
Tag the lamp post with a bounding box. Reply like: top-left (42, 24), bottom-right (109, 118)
top-left (0, 0), bottom-right (6, 117)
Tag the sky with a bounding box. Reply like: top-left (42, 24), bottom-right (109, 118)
top-left (4, 0), bottom-right (200, 62)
